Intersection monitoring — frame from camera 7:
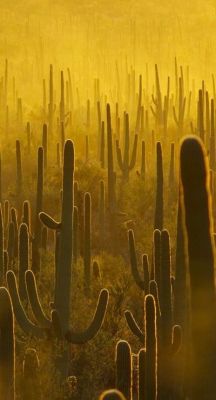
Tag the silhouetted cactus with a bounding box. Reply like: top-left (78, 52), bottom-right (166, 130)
top-left (22, 348), bottom-right (41, 400)
top-left (174, 194), bottom-right (187, 328)
top-left (160, 229), bottom-right (172, 347)
top-left (84, 192), bottom-right (91, 294)
top-left (11, 208), bottom-right (18, 258)
top-left (138, 349), bottom-right (145, 400)
top-left (16, 139), bottom-right (22, 198)
top-left (128, 229), bottom-right (149, 292)
top-left (144, 294), bottom-right (157, 400)
top-left (153, 229), bottom-right (161, 292)
top-left (99, 180), bottom-right (105, 247)
top-left (210, 98), bottom-right (215, 171)
top-left (32, 147), bottom-right (44, 273)
top-left (169, 142), bottom-right (175, 187)
top-left (0, 203), bottom-right (4, 283)
top-left (140, 140), bottom-right (145, 179)
top-left (18, 223), bottom-right (29, 302)
top-left (115, 340), bottom-right (132, 399)
top-left (42, 123), bottom-right (48, 169)
top-left (7, 221), bottom-right (15, 269)
top-left (100, 120), bottom-right (105, 169)
top-left (0, 287), bottom-right (15, 400)
top-left (48, 64), bottom-right (54, 135)
top-left (116, 113), bottom-right (138, 181)
top-left (154, 142), bottom-right (163, 230)
top-left (22, 200), bottom-right (31, 232)
top-left (73, 206), bottom-right (78, 264)
top-left (180, 136), bottom-right (216, 399)
top-left (173, 76), bottom-right (186, 131)
top-left (107, 104), bottom-right (117, 213)
top-left (27, 141), bottom-right (109, 353)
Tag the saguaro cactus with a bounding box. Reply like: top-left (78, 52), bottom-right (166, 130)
top-left (144, 294), bottom-right (157, 400)
top-left (22, 348), bottom-right (41, 400)
top-left (84, 192), bottom-right (91, 294)
top-left (48, 64), bottom-right (54, 135)
top-left (18, 223), bottom-right (29, 302)
top-left (7, 140), bottom-right (109, 383)
top-left (180, 136), bottom-right (216, 399)
top-left (0, 287), bottom-right (15, 400)
top-left (116, 113), bottom-right (138, 181)
top-left (0, 204), bottom-right (4, 284)
top-left (115, 340), bottom-right (132, 399)
top-left (32, 147), bottom-right (43, 273)
top-left (128, 229), bottom-right (149, 292)
top-left (16, 139), bottom-right (22, 196)
top-left (154, 142), bottom-right (163, 230)
top-left (107, 104), bottom-right (117, 213)
top-left (42, 124), bottom-right (48, 170)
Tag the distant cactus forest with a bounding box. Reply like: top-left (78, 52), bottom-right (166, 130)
top-left (0, 0), bottom-right (216, 399)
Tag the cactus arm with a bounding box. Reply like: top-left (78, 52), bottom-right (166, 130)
top-left (25, 270), bottom-right (51, 328)
top-left (6, 271), bottom-right (45, 339)
top-left (116, 140), bottom-right (123, 171)
top-left (99, 389), bottom-right (126, 400)
top-left (39, 212), bottom-right (61, 230)
top-left (128, 230), bottom-right (145, 290)
top-left (65, 289), bottom-right (109, 344)
top-left (129, 134), bottom-right (138, 170)
top-left (125, 310), bottom-right (144, 342)
top-left (169, 324), bottom-right (182, 355)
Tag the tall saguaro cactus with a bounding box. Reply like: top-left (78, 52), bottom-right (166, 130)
top-left (107, 104), bottom-right (117, 213)
top-left (32, 147), bottom-right (44, 274)
top-left (84, 192), bottom-right (91, 295)
top-left (144, 294), bottom-right (157, 400)
top-left (180, 136), bottom-right (216, 399)
top-left (0, 287), bottom-right (15, 400)
top-left (38, 140), bottom-right (109, 335)
top-left (154, 142), bottom-right (163, 230)
top-left (116, 113), bottom-right (138, 181)
top-left (48, 64), bottom-right (54, 136)
top-left (115, 340), bottom-right (132, 399)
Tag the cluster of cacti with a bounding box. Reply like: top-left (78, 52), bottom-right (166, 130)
top-left (0, 6), bottom-right (215, 398)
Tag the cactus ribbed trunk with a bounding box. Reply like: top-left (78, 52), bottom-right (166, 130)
top-left (180, 136), bottom-right (216, 399)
